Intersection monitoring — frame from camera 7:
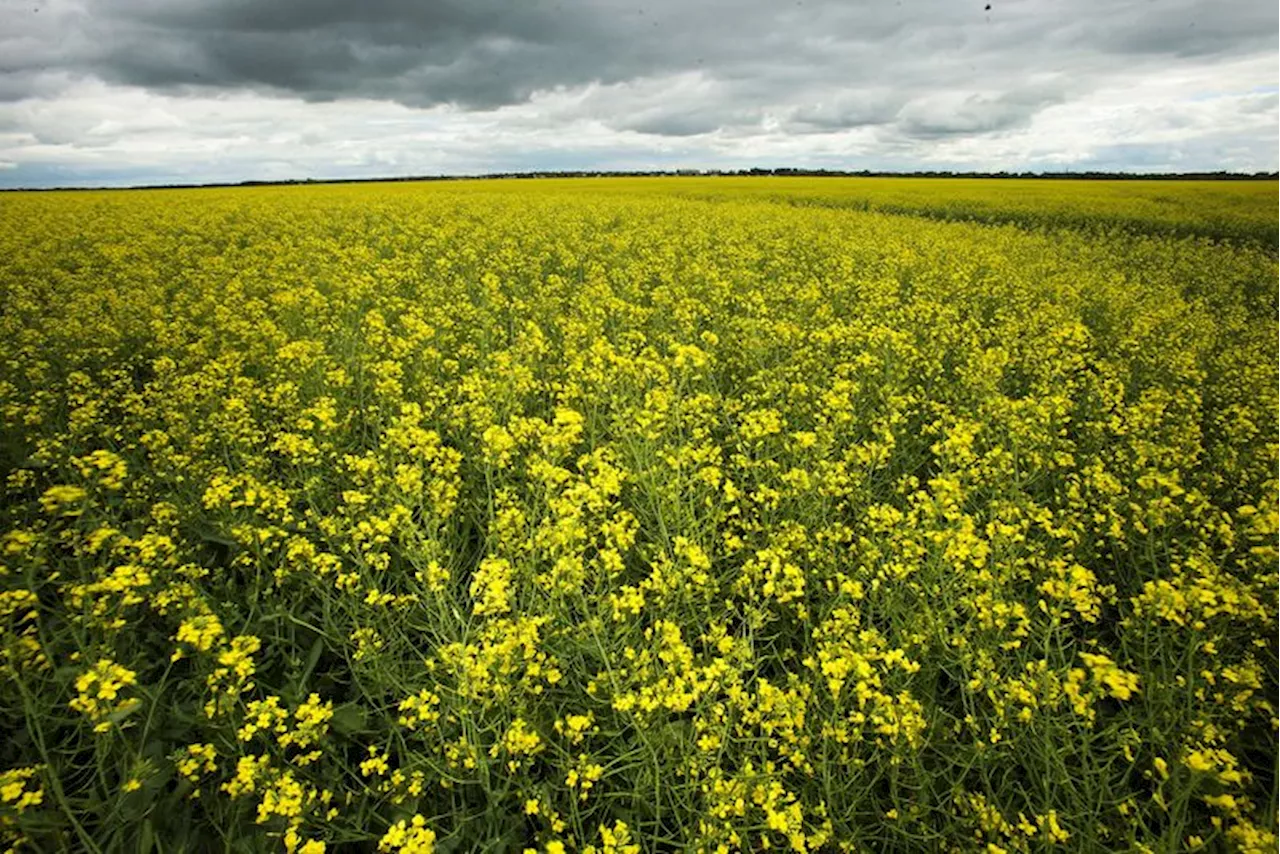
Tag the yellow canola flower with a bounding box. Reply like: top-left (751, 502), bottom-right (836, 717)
top-left (175, 743), bottom-right (218, 783)
top-left (174, 613), bottom-right (225, 654)
top-left (74, 449), bottom-right (128, 490)
top-left (39, 485), bottom-right (88, 516)
top-left (0, 766), bottom-right (44, 812)
top-left (470, 556), bottom-right (515, 617)
top-left (69, 658), bottom-right (140, 732)
top-left (379, 815), bottom-right (436, 854)
top-left (1078, 653), bottom-right (1140, 701)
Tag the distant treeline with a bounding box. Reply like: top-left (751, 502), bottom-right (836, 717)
top-left (7, 168), bottom-right (1278, 192)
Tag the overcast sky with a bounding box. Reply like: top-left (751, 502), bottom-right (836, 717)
top-left (1, 0), bottom-right (1276, 187)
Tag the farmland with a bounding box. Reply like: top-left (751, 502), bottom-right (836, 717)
top-left (0, 177), bottom-right (1276, 852)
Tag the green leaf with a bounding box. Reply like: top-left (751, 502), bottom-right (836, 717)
top-left (107, 701), bottom-right (144, 725)
top-left (331, 703), bottom-right (368, 735)
top-left (139, 818), bottom-right (155, 854)
top-left (299, 635), bottom-right (325, 692)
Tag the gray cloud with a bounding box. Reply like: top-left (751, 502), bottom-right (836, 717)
top-left (5, 1), bottom-right (1274, 117)
top-left (0, 0), bottom-right (1275, 184)
top-left (789, 91), bottom-right (905, 133)
top-left (1087, 3), bottom-right (1278, 58)
top-left (895, 84), bottom-right (1069, 138)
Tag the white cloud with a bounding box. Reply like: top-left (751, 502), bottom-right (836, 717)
top-left (919, 54), bottom-right (1278, 170)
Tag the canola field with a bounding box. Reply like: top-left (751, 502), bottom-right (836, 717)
top-left (0, 177), bottom-right (1276, 853)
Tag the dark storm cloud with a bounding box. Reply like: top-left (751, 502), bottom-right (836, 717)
top-left (85, 0), bottom-right (679, 108)
top-left (76, 0), bottom-right (913, 110)
top-left (83, 5), bottom-right (567, 108)
top-left (5, 0), bottom-right (1269, 117)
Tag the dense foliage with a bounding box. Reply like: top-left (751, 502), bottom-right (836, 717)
top-left (669, 176), bottom-right (1280, 249)
top-left (0, 178), bottom-right (1276, 853)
